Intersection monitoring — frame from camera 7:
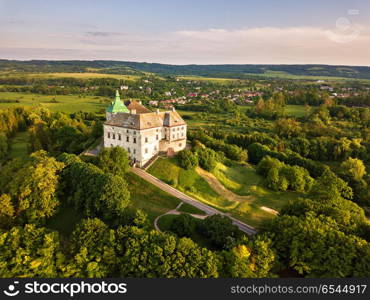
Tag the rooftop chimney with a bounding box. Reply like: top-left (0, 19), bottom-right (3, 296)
top-left (139, 100), bottom-right (142, 105)
top-left (130, 109), bottom-right (136, 114)
top-left (156, 109), bottom-right (160, 114)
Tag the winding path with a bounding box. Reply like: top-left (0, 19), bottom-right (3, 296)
top-left (131, 167), bottom-right (257, 235)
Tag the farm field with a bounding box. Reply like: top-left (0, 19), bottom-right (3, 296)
top-left (0, 72), bottom-right (141, 81)
top-left (0, 92), bottom-right (107, 113)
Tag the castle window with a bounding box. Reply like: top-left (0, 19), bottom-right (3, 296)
top-left (181, 133), bottom-right (184, 137)
top-left (154, 146), bottom-right (157, 151)
top-left (145, 148), bottom-right (148, 154)
top-left (112, 133), bottom-right (115, 139)
top-left (177, 133), bottom-right (179, 138)
top-left (179, 143), bottom-right (182, 147)
top-left (145, 137), bottom-right (148, 143)
top-left (108, 132), bottom-right (111, 139)
top-left (118, 134), bottom-right (121, 140)
top-left (133, 149), bottom-right (136, 154)
top-left (172, 134), bottom-right (175, 139)
top-left (126, 136), bottom-right (129, 142)
top-left (128, 148), bottom-right (131, 153)
top-left (133, 131), bottom-right (136, 135)
top-left (133, 137), bottom-right (137, 144)
top-left (127, 130), bottom-right (129, 134)
top-left (156, 134), bottom-right (159, 140)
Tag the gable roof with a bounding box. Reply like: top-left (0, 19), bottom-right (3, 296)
top-left (125, 100), bottom-right (151, 114)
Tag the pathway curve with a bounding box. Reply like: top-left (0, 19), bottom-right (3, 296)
top-left (196, 167), bottom-right (254, 202)
top-left (154, 202), bottom-right (208, 233)
top-left (131, 167), bottom-right (257, 235)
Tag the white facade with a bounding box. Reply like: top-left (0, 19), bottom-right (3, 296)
top-left (103, 115), bottom-right (187, 167)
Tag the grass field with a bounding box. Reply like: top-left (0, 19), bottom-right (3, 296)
top-left (148, 157), bottom-right (236, 210)
top-left (149, 157), bottom-right (303, 227)
top-left (285, 105), bottom-right (307, 118)
top-left (9, 131), bottom-right (29, 161)
top-left (177, 75), bottom-right (237, 83)
top-left (0, 72), bottom-right (140, 81)
top-left (0, 92), bottom-right (107, 113)
top-left (126, 171), bottom-right (181, 223)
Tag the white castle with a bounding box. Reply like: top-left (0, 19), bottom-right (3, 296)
top-left (103, 91), bottom-right (187, 167)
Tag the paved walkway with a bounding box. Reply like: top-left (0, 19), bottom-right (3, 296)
top-left (131, 167), bottom-right (257, 235)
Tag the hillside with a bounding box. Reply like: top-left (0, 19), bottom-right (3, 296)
top-left (1, 59), bottom-right (370, 80)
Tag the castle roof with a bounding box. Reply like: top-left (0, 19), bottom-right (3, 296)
top-left (105, 109), bottom-right (186, 130)
top-left (125, 100), bottom-right (151, 114)
top-left (106, 90), bottom-right (129, 113)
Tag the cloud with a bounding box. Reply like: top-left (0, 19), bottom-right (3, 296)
top-left (85, 31), bottom-right (122, 37)
top-left (0, 25), bottom-right (369, 65)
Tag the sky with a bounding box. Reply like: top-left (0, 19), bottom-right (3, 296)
top-left (0, 0), bottom-right (369, 65)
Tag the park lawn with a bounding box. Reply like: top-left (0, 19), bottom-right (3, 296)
top-left (9, 131), bottom-right (29, 161)
top-left (0, 92), bottom-right (107, 113)
top-left (126, 172), bottom-right (181, 223)
top-left (148, 157), bottom-right (236, 210)
top-left (285, 105), bottom-right (307, 118)
top-left (213, 161), bottom-right (261, 196)
top-left (178, 202), bottom-right (206, 215)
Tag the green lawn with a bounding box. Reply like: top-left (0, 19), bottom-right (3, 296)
top-left (9, 131), bottom-right (29, 161)
top-left (178, 203), bottom-right (206, 215)
top-left (149, 157), bottom-right (304, 228)
top-left (0, 92), bottom-right (108, 113)
top-left (148, 157), bottom-right (236, 210)
top-left (126, 172), bottom-right (181, 223)
top-left (285, 105), bottom-right (307, 118)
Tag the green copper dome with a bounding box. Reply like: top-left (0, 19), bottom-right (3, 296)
top-left (106, 90), bottom-right (129, 113)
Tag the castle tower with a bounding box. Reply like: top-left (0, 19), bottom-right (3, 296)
top-left (106, 90), bottom-right (129, 121)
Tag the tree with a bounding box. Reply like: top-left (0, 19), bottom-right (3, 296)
top-left (117, 226), bottom-right (219, 278)
top-left (197, 147), bottom-right (218, 171)
top-left (0, 194), bottom-right (14, 229)
top-left (0, 225), bottom-right (64, 277)
top-left (0, 134), bottom-right (8, 161)
top-left (340, 157), bottom-right (366, 182)
top-left (170, 214), bottom-right (197, 237)
top-left (64, 218), bottom-right (118, 278)
top-left (8, 151), bottom-right (64, 223)
top-left (309, 169), bottom-right (353, 201)
top-left (59, 155), bottom-right (130, 222)
top-left (98, 146), bottom-right (129, 178)
top-left (177, 150), bottom-right (198, 170)
top-left (199, 215), bottom-right (244, 250)
top-left (274, 118), bottom-right (302, 138)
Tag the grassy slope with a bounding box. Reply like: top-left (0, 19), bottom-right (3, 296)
top-left (0, 92), bottom-right (107, 113)
top-left (148, 157), bottom-right (235, 210)
top-left (149, 157), bottom-right (303, 227)
top-left (126, 172), bottom-right (180, 223)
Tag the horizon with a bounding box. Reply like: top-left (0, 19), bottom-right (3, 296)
top-left (0, 0), bottom-right (369, 65)
top-left (1, 58), bottom-right (370, 68)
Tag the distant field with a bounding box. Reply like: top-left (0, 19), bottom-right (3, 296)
top-left (0, 92), bottom-right (107, 113)
top-left (0, 72), bottom-right (140, 80)
top-left (177, 76), bottom-right (237, 83)
top-left (244, 71), bottom-right (370, 82)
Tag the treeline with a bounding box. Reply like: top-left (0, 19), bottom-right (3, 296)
top-left (0, 147), bottom-right (276, 278)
